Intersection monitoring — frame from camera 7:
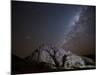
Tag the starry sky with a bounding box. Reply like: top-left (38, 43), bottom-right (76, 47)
top-left (12, 1), bottom-right (96, 58)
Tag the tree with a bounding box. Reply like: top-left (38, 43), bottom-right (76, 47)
top-left (44, 45), bottom-right (60, 67)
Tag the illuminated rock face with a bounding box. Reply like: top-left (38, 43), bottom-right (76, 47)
top-left (25, 44), bottom-right (94, 69)
top-left (64, 52), bottom-right (85, 69)
top-left (28, 45), bottom-right (67, 66)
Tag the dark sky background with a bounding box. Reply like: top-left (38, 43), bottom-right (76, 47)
top-left (12, 1), bottom-right (95, 58)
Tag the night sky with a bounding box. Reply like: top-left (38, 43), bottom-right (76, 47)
top-left (12, 1), bottom-right (96, 58)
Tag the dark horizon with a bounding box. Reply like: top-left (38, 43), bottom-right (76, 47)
top-left (12, 1), bottom-right (96, 58)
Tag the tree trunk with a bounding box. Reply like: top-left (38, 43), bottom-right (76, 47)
top-left (52, 56), bottom-right (59, 67)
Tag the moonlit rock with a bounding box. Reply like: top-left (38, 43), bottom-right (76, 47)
top-left (25, 44), bottom-right (86, 69)
top-left (64, 53), bottom-right (85, 69)
top-left (31, 45), bottom-right (67, 65)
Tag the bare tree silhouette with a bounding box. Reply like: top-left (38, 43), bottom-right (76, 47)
top-left (44, 45), bottom-right (60, 67)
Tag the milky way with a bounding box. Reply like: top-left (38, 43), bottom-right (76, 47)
top-left (63, 6), bottom-right (95, 55)
top-left (12, 1), bottom-right (95, 58)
